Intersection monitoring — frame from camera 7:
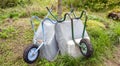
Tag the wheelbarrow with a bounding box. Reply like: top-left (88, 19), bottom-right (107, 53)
top-left (23, 6), bottom-right (93, 64)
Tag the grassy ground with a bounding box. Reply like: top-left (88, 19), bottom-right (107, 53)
top-left (0, 0), bottom-right (120, 66)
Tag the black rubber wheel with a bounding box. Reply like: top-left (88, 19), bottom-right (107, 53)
top-left (23, 44), bottom-right (39, 64)
top-left (79, 38), bottom-right (93, 58)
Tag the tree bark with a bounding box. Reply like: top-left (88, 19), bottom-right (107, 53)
top-left (58, 0), bottom-right (62, 20)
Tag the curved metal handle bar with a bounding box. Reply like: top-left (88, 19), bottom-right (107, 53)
top-left (75, 10), bottom-right (88, 38)
top-left (30, 16), bottom-right (42, 34)
top-left (46, 7), bottom-right (74, 22)
top-left (63, 13), bottom-right (78, 44)
top-left (30, 16), bottom-right (56, 42)
top-left (75, 10), bottom-right (87, 19)
top-left (46, 7), bottom-right (58, 21)
top-left (41, 18), bottom-right (57, 42)
top-left (30, 5), bottom-right (53, 34)
top-left (68, 10), bottom-right (88, 44)
top-left (45, 5), bottom-right (54, 18)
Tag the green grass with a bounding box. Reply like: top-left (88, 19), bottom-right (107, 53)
top-left (0, 0), bottom-right (120, 66)
top-left (108, 22), bottom-right (120, 45)
top-left (0, 26), bottom-right (17, 39)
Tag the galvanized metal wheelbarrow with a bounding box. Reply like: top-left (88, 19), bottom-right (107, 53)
top-left (23, 6), bottom-right (93, 64)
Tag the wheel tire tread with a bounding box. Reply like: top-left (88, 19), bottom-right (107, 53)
top-left (79, 39), bottom-right (93, 58)
top-left (23, 44), bottom-right (39, 64)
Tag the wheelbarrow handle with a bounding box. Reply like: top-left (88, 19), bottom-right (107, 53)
top-left (30, 16), bottom-right (57, 43)
top-left (57, 9), bottom-right (75, 23)
top-left (46, 7), bottom-right (74, 22)
top-left (30, 5), bottom-right (54, 34)
top-left (75, 10), bottom-right (88, 19)
top-left (66, 10), bottom-right (88, 40)
top-left (65, 13), bottom-right (78, 44)
top-left (30, 16), bottom-right (42, 34)
top-left (46, 7), bottom-right (58, 21)
top-left (75, 10), bottom-right (88, 38)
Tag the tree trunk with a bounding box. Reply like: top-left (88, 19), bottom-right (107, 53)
top-left (58, 0), bottom-right (62, 20)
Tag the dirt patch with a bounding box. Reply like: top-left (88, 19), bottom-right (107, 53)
top-left (104, 45), bottom-right (120, 66)
top-left (0, 18), bottom-right (34, 65)
top-left (10, 18), bottom-right (32, 59)
top-left (105, 59), bottom-right (120, 66)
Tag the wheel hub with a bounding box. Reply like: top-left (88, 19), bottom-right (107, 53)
top-left (81, 43), bottom-right (87, 54)
top-left (28, 48), bottom-right (38, 61)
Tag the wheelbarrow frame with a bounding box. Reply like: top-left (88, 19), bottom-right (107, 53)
top-left (47, 7), bottom-right (93, 57)
top-left (46, 7), bottom-right (88, 45)
top-left (23, 6), bottom-right (93, 64)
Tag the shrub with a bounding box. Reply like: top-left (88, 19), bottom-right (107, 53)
top-left (63, 0), bottom-right (120, 11)
top-left (0, 0), bottom-right (31, 8)
top-left (9, 12), bottom-right (19, 18)
top-left (108, 7), bottom-right (120, 13)
top-left (0, 0), bottom-right (18, 8)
